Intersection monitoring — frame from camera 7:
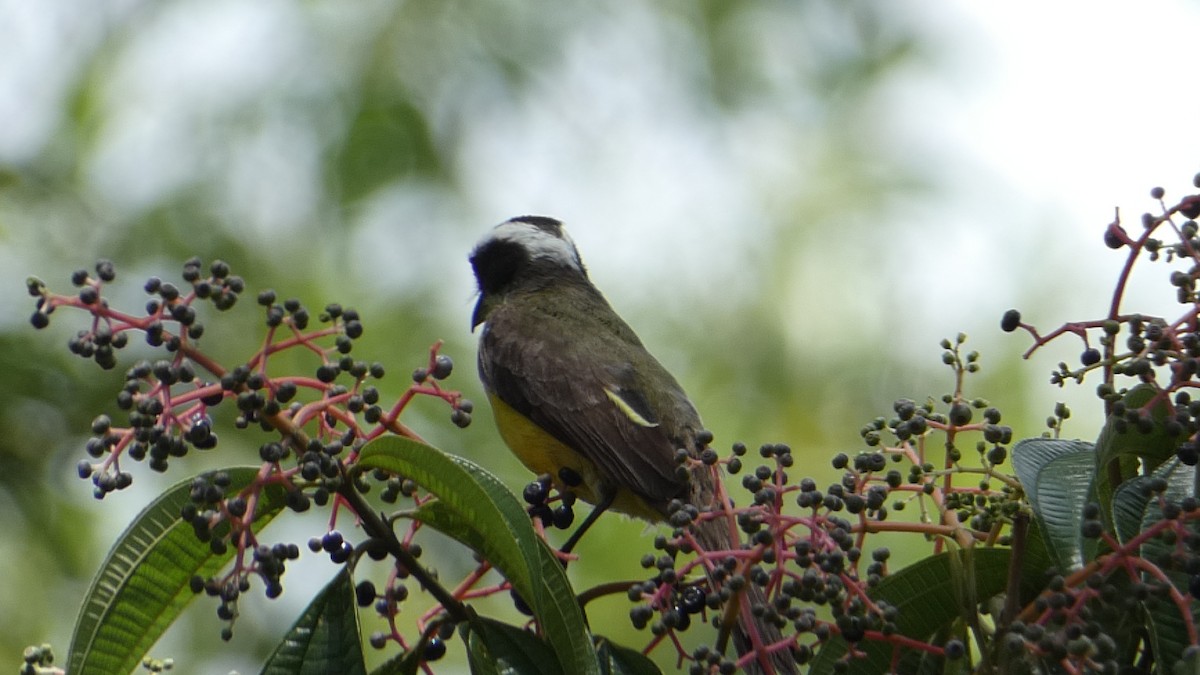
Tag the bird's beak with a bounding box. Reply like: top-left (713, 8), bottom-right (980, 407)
top-left (471, 295), bottom-right (485, 332)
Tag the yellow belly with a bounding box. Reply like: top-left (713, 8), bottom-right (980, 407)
top-left (488, 393), bottom-right (662, 521)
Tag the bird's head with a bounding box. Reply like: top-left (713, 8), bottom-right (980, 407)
top-left (469, 216), bottom-right (588, 329)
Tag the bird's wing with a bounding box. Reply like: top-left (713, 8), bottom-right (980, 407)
top-left (479, 299), bottom-right (696, 512)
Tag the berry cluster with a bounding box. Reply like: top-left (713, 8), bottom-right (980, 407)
top-left (411, 355), bottom-right (474, 428)
top-left (30, 259), bottom-right (254, 494)
top-left (341, 504), bottom-right (457, 664)
top-left (180, 470), bottom-right (303, 638)
top-left (28, 258), bottom-right (245, 369)
top-left (21, 644), bottom-right (176, 673)
top-left (18, 644), bottom-right (56, 675)
top-left (1006, 181), bottom-right (1200, 416)
top-left (620, 335), bottom-right (1007, 672)
top-left (996, 482), bottom-right (1200, 673)
top-left (28, 258), bottom-right (476, 648)
top-left (33, 258), bottom-right (474, 486)
top-left (522, 474), bottom-right (579, 531)
top-left (360, 567), bottom-right (450, 664)
top-left (999, 178), bottom-right (1200, 672)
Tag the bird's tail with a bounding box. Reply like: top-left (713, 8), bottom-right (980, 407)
top-left (689, 464), bottom-right (798, 674)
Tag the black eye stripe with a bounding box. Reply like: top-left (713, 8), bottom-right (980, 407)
top-left (470, 239), bottom-right (526, 294)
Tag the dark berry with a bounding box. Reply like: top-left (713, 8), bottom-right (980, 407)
top-left (424, 637), bottom-right (446, 661)
top-left (552, 505), bottom-right (574, 529)
top-left (523, 481), bottom-right (549, 505)
top-left (944, 639), bottom-right (965, 660)
top-left (330, 541), bottom-right (353, 564)
top-left (986, 446), bottom-right (1007, 465)
top-left (1184, 197), bottom-right (1200, 220)
top-left (286, 491), bottom-right (311, 512)
top-left (1104, 222), bottom-right (1129, 248)
top-left (949, 402), bottom-right (972, 426)
top-left (679, 586), bottom-right (706, 614)
top-left (450, 409), bottom-right (471, 428)
top-left (431, 355), bottom-right (453, 380)
top-left (355, 580), bottom-right (377, 607)
top-left (1000, 309), bottom-right (1021, 332)
top-left (1179, 442), bottom-right (1199, 466)
top-left (226, 497), bottom-right (248, 518)
top-left (96, 259), bottom-right (116, 282)
top-left (321, 530), bottom-right (344, 553)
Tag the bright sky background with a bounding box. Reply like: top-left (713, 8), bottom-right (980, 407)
top-left (451, 0), bottom-right (1200, 355)
top-left (893, 2), bottom-right (1200, 420)
top-left (944, 2), bottom-right (1200, 222)
top-left (3, 1), bottom-right (1199, 339)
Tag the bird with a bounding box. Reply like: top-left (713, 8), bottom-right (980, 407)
top-left (469, 216), bottom-right (797, 674)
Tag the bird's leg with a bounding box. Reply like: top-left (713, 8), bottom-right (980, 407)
top-left (560, 487), bottom-right (616, 555)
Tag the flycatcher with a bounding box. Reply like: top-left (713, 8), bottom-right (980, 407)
top-left (470, 216), bottom-right (796, 674)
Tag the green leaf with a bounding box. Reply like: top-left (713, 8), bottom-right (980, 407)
top-left (1097, 384), bottom-right (1178, 469)
top-left (1112, 471), bottom-right (1157, 544)
top-left (1011, 438), bottom-right (1093, 511)
top-left (1016, 517), bottom-right (1058, 602)
top-left (1115, 459), bottom-right (1198, 673)
top-left (1093, 384), bottom-right (1176, 523)
top-left (67, 467), bottom-right (289, 675)
top-left (367, 650), bottom-right (415, 675)
top-left (335, 100), bottom-right (444, 203)
top-left (810, 548), bottom-right (1011, 674)
top-left (260, 568), bottom-right (367, 675)
top-left (356, 436), bottom-right (599, 675)
top-left (460, 620), bottom-right (661, 675)
top-left (465, 616), bottom-right (562, 675)
top-left (594, 637), bottom-right (662, 675)
top-left (1011, 438), bottom-right (1095, 571)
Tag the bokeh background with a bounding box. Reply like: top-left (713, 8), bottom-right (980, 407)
top-left (4, 1), bottom-right (1200, 672)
